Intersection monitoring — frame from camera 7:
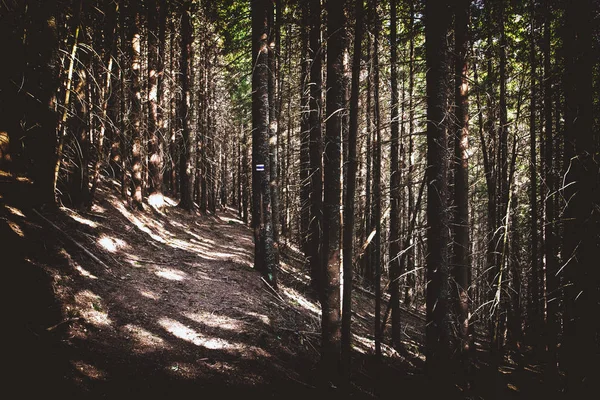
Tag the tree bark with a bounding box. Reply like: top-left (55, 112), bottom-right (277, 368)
top-left (425, 0), bottom-right (452, 382)
top-left (252, 0), bottom-right (278, 287)
top-left (342, 0), bottom-right (364, 378)
top-left (453, 0), bottom-right (471, 364)
top-left (321, 0), bottom-right (344, 384)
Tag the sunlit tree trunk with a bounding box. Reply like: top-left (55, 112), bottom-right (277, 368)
top-left (452, 0), bottom-right (471, 365)
top-left (342, 0), bottom-right (364, 379)
top-left (321, 0), bottom-right (344, 384)
top-left (252, 0), bottom-right (278, 287)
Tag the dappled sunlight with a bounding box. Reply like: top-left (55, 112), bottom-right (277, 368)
top-left (63, 207), bottom-right (98, 228)
top-left (7, 220), bottom-right (24, 237)
top-left (91, 204), bottom-right (106, 214)
top-left (244, 310), bottom-right (271, 325)
top-left (75, 264), bottom-right (98, 279)
top-left (72, 360), bottom-right (107, 380)
top-left (183, 311), bottom-right (244, 332)
top-left (5, 205), bottom-right (25, 217)
top-left (139, 289), bottom-right (160, 300)
top-left (74, 290), bottom-right (112, 328)
top-left (281, 287), bottom-right (321, 316)
top-left (148, 192), bottom-right (165, 209)
top-left (122, 324), bottom-right (170, 353)
top-left (98, 234), bottom-right (128, 253)
top-left (158, 317), bottom-right (239, 351)
top-left (154, 266), bottom-right (188, 281)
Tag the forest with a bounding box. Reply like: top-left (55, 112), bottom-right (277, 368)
top-left (1, 0), bottom-right (599, 398)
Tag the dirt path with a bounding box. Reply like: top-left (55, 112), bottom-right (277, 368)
top-left (4, 179), bottom-right (322, 397)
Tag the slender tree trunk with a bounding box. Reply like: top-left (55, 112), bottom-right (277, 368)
top-left (527, 0), bottom-right (541, 344)
top-left (299, 1), bottom-right (310, 255)
top-left (371, 0), bottom-right (383, 360)
top-left (405, 0), bottom-right (416, 308)
top-left (147, 0), bottom-right (166, 207)
top-left (321, 0), bottom-right (344, 384)
top-left (308, 0), bottom-right (323, 294)
top-left (453, 0), bottom-right (471, 366)
top-left (342, 0), bottom-right (364, 378)
top-left (268, 0), bottom-right (281, 244)
top-left (89, 0), bottom-right (118, 203)
top-left (178, 1), bottom-right (194, 210)
top-left (129, 5), bottom-right (143, 210)
top-left (388, 0), bottom-right (402, 351)
top-left (425, 0), bottom-right (452, 383)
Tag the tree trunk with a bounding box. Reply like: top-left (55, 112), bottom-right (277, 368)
top-left (425, 0), bottom-right (452, 382)
top-left (342, 0), bottom-right (364, 378)
top-left (308, 0), bottom-right (323, 294)
top-left (562, 0), bottom-right (598, 393)
top-left (388, 0), bottom-right (402, 351)
top-left (321, 0), bottom-right (344, 384)
top-left (252, 0), bottom-right (278, 287)
top-left (178, 1), bottom-right (194, 210)
top-left (453, 0), bottom-right (471, 367)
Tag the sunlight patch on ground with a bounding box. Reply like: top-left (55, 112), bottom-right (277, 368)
top-left (158, 317), bottom-right (239, 351)
top-left (91, 204), bottom-right (106, 213)
top-left (163, 196), bottom-right (178, 206)
top-left (112, 200), bottom-right (166, 243)
top-left (218, 215), bottom-right (243, 225)
top-left (72, 360), bottom-right (107, 380)
top-left (244, 310), bottom-right (271, 325)
top-left (98, 234), bottom-right (128, 253)
top-left (122, 324), bottom-right (169, 353)
top-left (139, 289), bottom-right (160, 300)
top-left (281, 287), bottom-right (321, 316)
top-left (75, 264), bottom-right (98, 279)
top-left (62, 208), bottom-right (98, 228)
top-left (75, 290), bottom-right (112, 328)
top-left (6, 205), bottom-right (25, 217)
top-left (8, 220), bottom-right (24, 237)
top-left (154, 266), bottom-right (188, 281)
top-left (183, 311), bottom-right (244, 332)
top-left (148, 192), bottom-right (165, 209)
top-left (352, 334), bottom-right (374, 354)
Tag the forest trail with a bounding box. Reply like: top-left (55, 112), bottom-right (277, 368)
top-left (3, 175), bottom-right (323, 397)
top-left (2, 173), bottom-right (552, 399)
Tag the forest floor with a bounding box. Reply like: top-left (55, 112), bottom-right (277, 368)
top-left (2, 171), bottom-right (563, 399)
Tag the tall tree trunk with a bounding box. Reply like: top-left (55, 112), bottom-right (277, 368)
top-left (308, 0), bottom-right (323, 294)
top-left (147, 0), bottom-right (166, 207)
top-left (371, 0), bottom-right (383, 360)
top-left (89, 0), bottom-right (118, 203)
top-left (388, 0), bottom-right (402, 351)
top-left (342, 0), bottom-right (364, 378)
top-left (178, 0), bottom-right (194, 210)
top-left (425, 0), bottom-right (451, 382)
top-left (299, 0), bottom-right (310, 255)
top-left (321, 0), bottom-right (344, 384)
top-left (453, 0), bottom-right (471, 366)
top-left (405, 0), bottom-right (416, 308)
top-left (542, 1), bottom-right (559, 380)
top-left (251, 0), bottom-right (278, 287)
top-left (268, 0), bottom-right (281, 244)
top-left (527, 0), bottom-right (541, 344)
top-left (129, 4), bottom-right (143, 210)
top-left (562, 0), bottom-right (598, 393)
